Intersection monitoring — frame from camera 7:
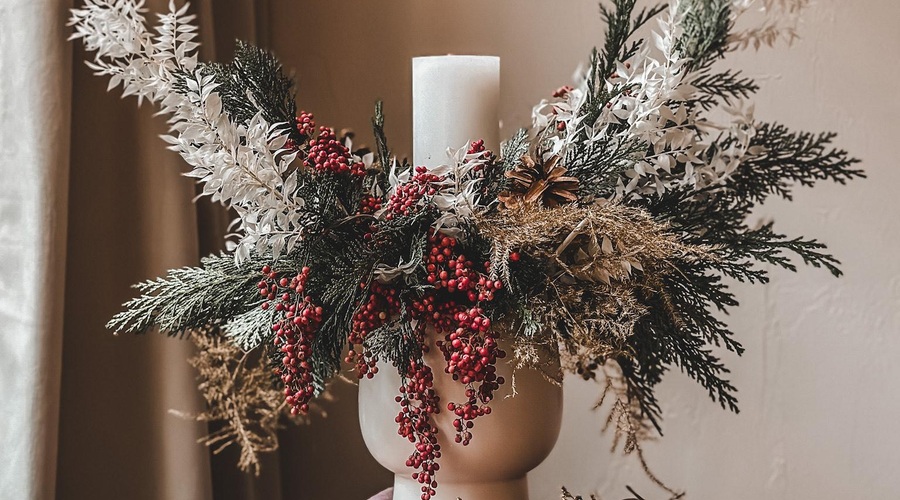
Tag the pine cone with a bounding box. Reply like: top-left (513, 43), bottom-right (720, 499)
top-left (498, 153), bottom-right (579, 209)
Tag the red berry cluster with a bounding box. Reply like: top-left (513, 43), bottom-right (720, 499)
top-left (466, 139), bottom-right (495, 175)
top-left (396, 358), bottom-right (442, 500)
top-left (341, 230), bottom-right (507, 496)
top-left (408, 294), bottom-right (461, 334)
top-left (284, 111), bottom-right (316, 150)
top-left (358, 194), bottom-right (383, 215)
top-left (305, 126), bottom-right (365, 176)
top-left (296, 111), bottom-right (316, 137)
top-left (258, 265), bottom-right (323, 415)
top-left (357, 194), bottom-right (384, 240)
top-left (421, 232), bottom-right (508, 444)
top-left (346, 282), bottom-right (400, 379)
top-left (467, 139), bottom-right (488, 156)
top-left (424, 232), bottom-right (502, 303)
top-left (438, 307), bottom-right (506, 444)
top-left (385, 166), bottom-right (443, 219)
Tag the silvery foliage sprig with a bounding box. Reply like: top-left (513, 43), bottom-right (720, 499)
top-left (429, 146), bottom-right (495, 234)
top-left (385, 146), bottom-right (492, 234)
top-left (373, 146), bottom-right (491, 282)
top-left (69, 0), bottom-right (198, 104)
top-left (70, 0), bottom-right (310, 261)
top-left (531, 0), bottom-right (790, 201)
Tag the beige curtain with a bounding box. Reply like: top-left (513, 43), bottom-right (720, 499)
top-left (0, 0), bottom-right (388, 499)
top-left (0, 1), bottom-right (71, 499)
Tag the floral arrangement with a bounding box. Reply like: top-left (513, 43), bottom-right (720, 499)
top-left (70, 0), bottom-right (860, 497)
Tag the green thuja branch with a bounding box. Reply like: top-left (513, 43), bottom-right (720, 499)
top-left (501, 128), bottom-right (530, 172)
top-left (690, 69), bottom-right (759, 111)
top-left (677, 0), bottom-right (732, 70)
top-left (203, 41), bottom-right (298, 134)
top-left (622, 118), bottom-right (862, 432)
top-left (597, 0), bottom-right (667, 79)
top-left (727, 122), bottom-right (864, 203)
top-left (717, 222), bottom-right (843, 277)
top-left (566, 133), bottom-right (645, 200)
top-left (575, 1), bottom-right (664, 146)
top-left (371, 100), bottom-right (393, 196)
top-left (365, 311), bottom-right (421, 373)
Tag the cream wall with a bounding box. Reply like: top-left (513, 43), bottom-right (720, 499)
top-left (267, 1), bottom-right (900, 497)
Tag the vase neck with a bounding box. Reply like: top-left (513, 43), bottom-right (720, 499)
top-left (392, 474), bottom-right (529, 500)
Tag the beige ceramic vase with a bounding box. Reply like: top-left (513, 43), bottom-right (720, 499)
top-left (358, 330), bottom-right (563, 500)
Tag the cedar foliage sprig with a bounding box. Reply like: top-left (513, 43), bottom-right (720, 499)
top-left (107, 253), bottom-right (268, 336)
top-left (725, 123), bottom-right (864, 203)
top-left (203, 41), bottom-right (299, 139)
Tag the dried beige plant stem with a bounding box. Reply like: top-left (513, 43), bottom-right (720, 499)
top-left (172, 330), bottom-right (325, 475)
top-left (598, 361), bottom-right (684, 500)
top-left (478, 203), bottom-right (712, 288)
top-left (729, 0), bottom-right (811, 50)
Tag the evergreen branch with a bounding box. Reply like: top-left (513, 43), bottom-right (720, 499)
top-left (371, 100), bottom-right (392, 196)
top-left (616, 354), bottom-right (666, 434)
top-left (372, 100), bottom-right (390, 169)
top-left (644, 181), bottom-right (846, 282)
top-left (690, 69), bottom-right (759, 111)
top-left (630, 279), bottom-right (741, 414)
top-left (108, 253), bottom-right (267, 336)
top-left (727, 122), bottom-right (864, 203)
top-left (223, 306), bottom-right (274, 352)
top-left (660, 261), bottom-right (742, 351)
top-left (365, 308), bottom-right (422, 372)
top-left (578, 66), bottom-right (625, 144)
top-left (677, 0), bottom-right (733, 70)
top-left (308, 233), bottom-right (375, 394)
top-left (575, 1), bottom-right (664, 146)
top-left (567, 134), bottom-right (645, 200)
top-left (489, 128), bottom-right (532, 203)
top-left (501, 128), bottom-right (530, 172)
top-left (597, 1), bottom-right (667, 80)
top-left (720, 223), bottom-right (844, 277)
top-left (203, 41), bottom-right (298, 134)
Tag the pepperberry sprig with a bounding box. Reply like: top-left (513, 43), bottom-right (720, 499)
top-left (420, 231), bottom-right (508, 445)
top-left (466, 138), bottom-right (494, 175)
top-left (295, 111), bottom-right (316, 138)
top-left (396, 355), bottom-right (442, 500)
top-left (385, 166), bottom-right (443, 220)
top-left (305, 126), bottom-right (366, 176)
top-left (347, 282), bottom-right (401, 379)
top-left (284, 111), bottom-right (316, 151)
top-left (437, 305), bottom-right (506, 445)
top-left (258, 265), bottom-right (323, 415)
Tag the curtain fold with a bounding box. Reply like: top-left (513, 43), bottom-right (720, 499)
top-left (56, 0), bottom-right (215, 494)
top-left (0, 1), bottom-right (72, 499)
top-left (8, 2), bottom-right (402, 499)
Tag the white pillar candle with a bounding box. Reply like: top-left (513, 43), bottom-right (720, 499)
top-left (412, 55), bottom-right (500, 168)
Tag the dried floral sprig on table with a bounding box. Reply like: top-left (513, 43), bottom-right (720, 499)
top-left (70, 0), bottom-right (862, 496)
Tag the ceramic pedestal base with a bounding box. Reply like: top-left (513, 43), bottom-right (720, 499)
top-left (392, 475), bottom-right (528, 500)
top-left (359, 332), bottom-right (563, 500)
